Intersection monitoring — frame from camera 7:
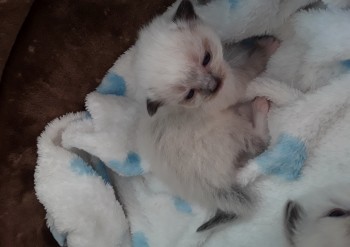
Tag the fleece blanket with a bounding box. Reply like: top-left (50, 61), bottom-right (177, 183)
top-left (34, 1), bottom-right (350, 247)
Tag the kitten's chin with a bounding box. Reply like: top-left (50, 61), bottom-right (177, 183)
top-left (180, 104), bottom-right (203, 110)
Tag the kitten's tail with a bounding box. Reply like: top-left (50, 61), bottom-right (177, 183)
top-left (215, 184), bottom-right (256, 213)
top-left (197, 185), bottom-right (256, 232)
top-left (196, 210), bottom-right (236, 232)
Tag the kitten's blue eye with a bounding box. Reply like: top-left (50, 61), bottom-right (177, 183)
top-left (202, 51), bottom-right (211, 66)
top-left (327, 209), bottom-right (348, 217)
top-left (185, 89), bottom-right (195, 100)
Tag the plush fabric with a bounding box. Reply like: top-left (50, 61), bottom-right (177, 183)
top-left (34, 1), bottom-right (350, 247)
top-left (3, 0), bottom-right (350, 246)
top-left (0, 1), bottom-right (174, 246)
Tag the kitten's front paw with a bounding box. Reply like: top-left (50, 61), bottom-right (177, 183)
top-left (252, 96), bottom-right (270, 115)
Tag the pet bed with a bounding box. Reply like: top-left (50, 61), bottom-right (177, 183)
top-left (34, 1), bottom-right (350, 246)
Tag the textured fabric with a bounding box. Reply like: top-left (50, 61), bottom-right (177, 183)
top-left (34, 2), bottom-right (350, 247)
top-left (0, 1), bottom-right (174, 246)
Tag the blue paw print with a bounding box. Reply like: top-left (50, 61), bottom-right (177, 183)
top-left (132, 232), bottom-right (149, 247)
top-left (70, 157), bottom-right (96, 176)
top-left (173, 196), bottom-right (193, 214)
top-left (255, 134), bottom-right (307, 180)
top-left (96, 72), bottom-right (126, 96)
top-left (108, 152), bottom-right (144, 177)
top-left (84, 111), bottom-right (92, 119)
top-left (48, 221), bottom-right (67, 247)
top-left (341, 59), bottom-right (350, 70)
top-left (228, 0), bottom-right (239, 9)
top-left (94, 159), bottom-right (111, 184)
top-left (70, 157), bottom-right (112, 185)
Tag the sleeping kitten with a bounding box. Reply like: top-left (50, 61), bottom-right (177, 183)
top-left (284, 184), bottom-right (350, 247)
top-left (134, 0), bottom-right (278, 232)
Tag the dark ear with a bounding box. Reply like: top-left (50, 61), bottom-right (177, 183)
top-left (284, 200), bottom-right (304, 245)
top-left (173, 0), bottom-right (198, 22)
top-left (147, 99), bottom-right (163, 117)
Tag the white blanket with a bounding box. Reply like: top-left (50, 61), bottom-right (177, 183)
top-left (34, 1), bottom-right (350, 247)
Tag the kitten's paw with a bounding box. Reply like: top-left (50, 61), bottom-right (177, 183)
top-left (246, 77), bottom-right (302, 107)
top-left (252, 97), bottom-right (270, 115)
top-left (256, 37), bottom-right (280, 57)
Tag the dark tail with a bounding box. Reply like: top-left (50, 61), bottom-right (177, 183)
top-left (196, 210), bottom-right (237, 232)
top-left (196, 185), bottom-right (255, 232)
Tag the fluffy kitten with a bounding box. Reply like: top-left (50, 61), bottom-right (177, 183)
top-left (284, 184), bottom-right (350, 247)
top-left (134, 0), bottom-right (278, 231)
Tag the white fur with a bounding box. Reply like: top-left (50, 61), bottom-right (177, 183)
top-left (194, 0), bottom-right (317, 42)
top-left (267, 8), bottom-right (350, 92)
top-left (287, 184), bottom-right (350, 247)
top-left (133, 12), bottom-right (245, 110)
top-left (134, 2), bottom-right (271, 218)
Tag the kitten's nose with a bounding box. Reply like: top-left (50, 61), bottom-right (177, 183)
top-left (208, 76), bottom-right (222, 94)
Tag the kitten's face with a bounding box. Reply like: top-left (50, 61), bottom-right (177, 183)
top-left (135, 0), bottom-right (229, 116)
top-left (285, 185), bottom-right (350, 247)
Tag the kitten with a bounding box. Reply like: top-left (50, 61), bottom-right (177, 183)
top-left (284, 184), bottom-right (350, 247)
top-left (134, 0), bottom-right (278, 232)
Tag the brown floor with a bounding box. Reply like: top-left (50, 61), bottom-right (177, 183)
top-left (0, 0), bottom-right (174, 246)
top-left (0, 0), bottom-right (33, 80)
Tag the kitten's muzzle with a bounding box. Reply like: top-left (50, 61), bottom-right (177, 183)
top-left (202, 75), bottom-right (222, 96)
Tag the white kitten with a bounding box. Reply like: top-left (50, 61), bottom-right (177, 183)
top-left (284, 184), bottom-right (350, 247)
top-left (134, 0), bottom-right (278, 231)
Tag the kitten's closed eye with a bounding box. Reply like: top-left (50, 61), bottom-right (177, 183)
top-left (202, 51), bottom-right (211, 66)
top-left (327, 208), bottom-right (349, 218)
top-left (185, 89), bottom-right (196, 100)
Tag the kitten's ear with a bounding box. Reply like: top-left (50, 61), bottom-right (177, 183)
top-left (284, 200), bottom-right (304, 245)
top-left (147, 99), bottom-right (163, 117)
top-left (173, 0), bottom-right (198, 22)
